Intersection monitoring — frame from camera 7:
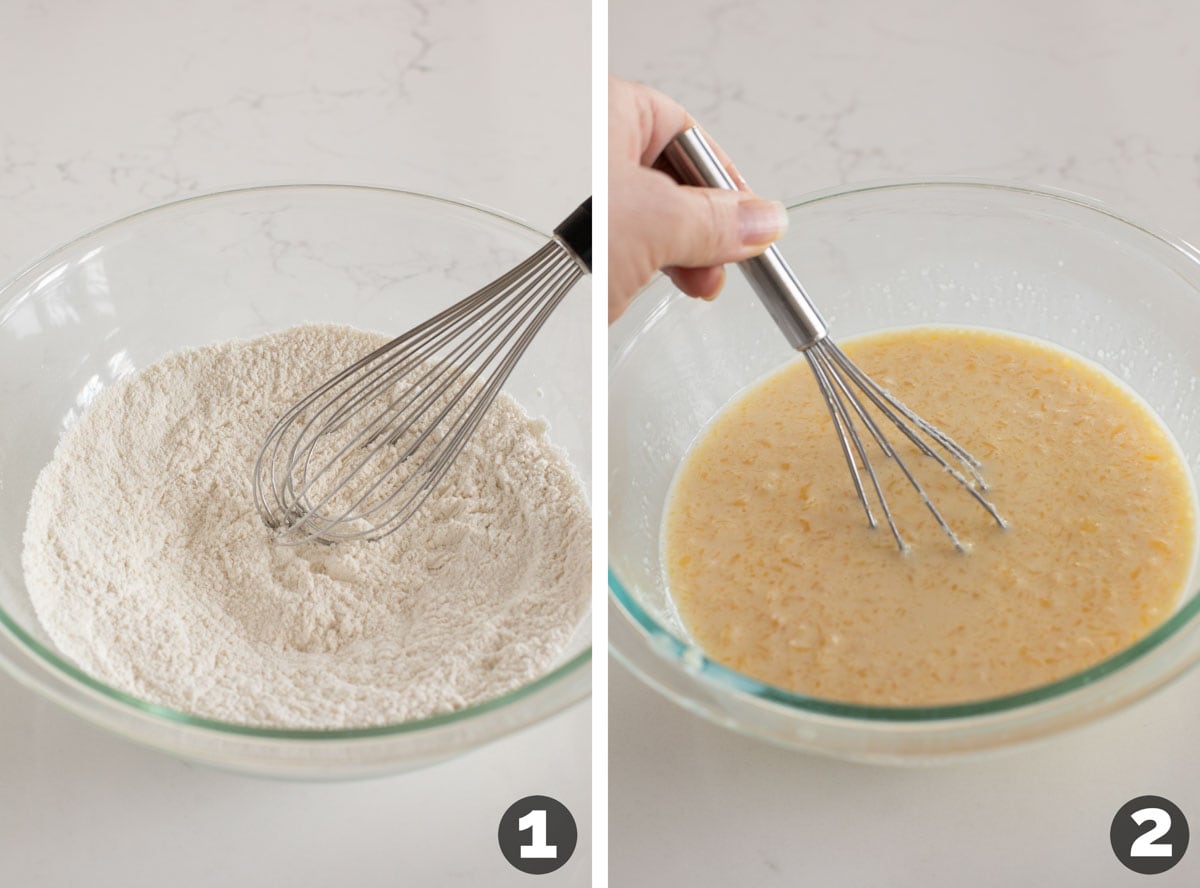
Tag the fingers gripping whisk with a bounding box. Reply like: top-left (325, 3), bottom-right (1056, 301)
top-left (660, 128), bottom-right (1005, 551)
top-left (254, 199), bottom-right (592, 545)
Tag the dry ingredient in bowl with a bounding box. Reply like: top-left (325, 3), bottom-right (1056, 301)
top-left (22, 324), bottom-right (590, 729)
top-left (665, 326), bottom-right (1197, 707)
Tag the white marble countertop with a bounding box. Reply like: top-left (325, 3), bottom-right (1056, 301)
top-left (611, 1), bottom-right (1200, 885)
top-left (0, 2), bottom-right (590, 886)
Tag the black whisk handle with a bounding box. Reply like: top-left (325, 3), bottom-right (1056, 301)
top-left (554, 197), bottom-right (592, 272)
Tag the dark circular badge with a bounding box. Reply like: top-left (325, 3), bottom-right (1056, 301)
top-left (1111, 795), bottom-right (1189, 874)
top-left (498, 795), bottom-right (578, 875)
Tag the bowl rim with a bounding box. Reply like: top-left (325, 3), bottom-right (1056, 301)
top-left (0, 182), bottom-right (591, 740)
top-left (1, 182), bottom-right (553, 328)
top-left (609, 177), bottom-right (1200, 724)
top-left (779, 176), bottom-right (1200, 263)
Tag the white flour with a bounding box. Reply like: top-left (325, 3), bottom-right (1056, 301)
top-left (21, 324), bottom-right (590, 729)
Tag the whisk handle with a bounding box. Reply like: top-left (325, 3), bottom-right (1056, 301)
top-left (657, 127), bottom-right (828, 350)
top-left (554, 197), bottom-right (593, 272)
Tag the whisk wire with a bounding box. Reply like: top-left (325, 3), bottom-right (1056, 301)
top-left (294, 242), bottom-right (561, 460)
top-left (254, 223), bottom-right (588, 546)
top-left (292, 247), bottom-right (557, 503)
top-left (822, 342), bottom-right (1007, 530)
top-left (807, 344), bottom-right (907, 549)
top-left (826, 343), bottom-right (986, 487)
top-left (315, 252), bottom-right (578, 531)
top-left (286, 278), bottom-right (562, 537)
top-left (805, 349), bottom-right (877, 525)
top-left (289, 250), bottom-right (558, 455)
top-left (808, 339), bottom-right (1007, 551)
top-left (821, 349), bottom-right (963, 551)
top-left (314, 259), bottom-right (582, 542)
top-left (658, 127), bottom-right (1007, 552)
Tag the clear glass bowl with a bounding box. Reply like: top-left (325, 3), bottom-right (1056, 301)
top-left (0, 185), bottom-right (591, 779)
top-left (609, 180), bottom-right (1200, 764)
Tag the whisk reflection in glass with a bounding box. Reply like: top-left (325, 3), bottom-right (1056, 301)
top-left (253, 198), bottom-right (591, 545)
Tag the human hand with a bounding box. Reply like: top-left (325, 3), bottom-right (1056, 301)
top-left (608, 75), bottom-right (789, 323)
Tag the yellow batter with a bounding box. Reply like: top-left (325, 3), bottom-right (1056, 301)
top-left (664, 327), bottom-right (1197, 706)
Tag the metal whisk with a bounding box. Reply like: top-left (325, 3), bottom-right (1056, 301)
top-left (661, 128), bottom-right (1005, 551)
top-left (253, 198), bottom-right (592, 545)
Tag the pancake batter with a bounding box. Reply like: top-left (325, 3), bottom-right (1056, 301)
top-left (664, 327), bottom-right (1197, 706)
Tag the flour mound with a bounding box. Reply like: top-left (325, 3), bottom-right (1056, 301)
top-left (21, 324), bottom-right (590, 729)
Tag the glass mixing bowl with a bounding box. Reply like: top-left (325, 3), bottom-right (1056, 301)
top-left (0, 185), bottom-right (590, 779)
top-left (610, 180), bottom-right (1200, 764)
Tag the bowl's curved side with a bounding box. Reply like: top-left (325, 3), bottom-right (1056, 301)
top-left (0, 184), bottom-right (592, 776)
top-left (608, 180), bottom-right (1200, 760)
top-left (0, 616), bottom-right (590, 778)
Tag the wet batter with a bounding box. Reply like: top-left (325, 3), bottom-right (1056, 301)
top-left (665, 327), bottom-right (1197, 706)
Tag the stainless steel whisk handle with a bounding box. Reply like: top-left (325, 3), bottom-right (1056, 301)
top-left (657, 126), bottom-right (828, 350)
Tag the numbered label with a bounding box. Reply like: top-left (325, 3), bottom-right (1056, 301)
top-left (518, 809), bottom-right (557, 859)
top-left (499, 795), bottom-right (578, 874)
top-left (1111, 796), bottom-right (1189, 874)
